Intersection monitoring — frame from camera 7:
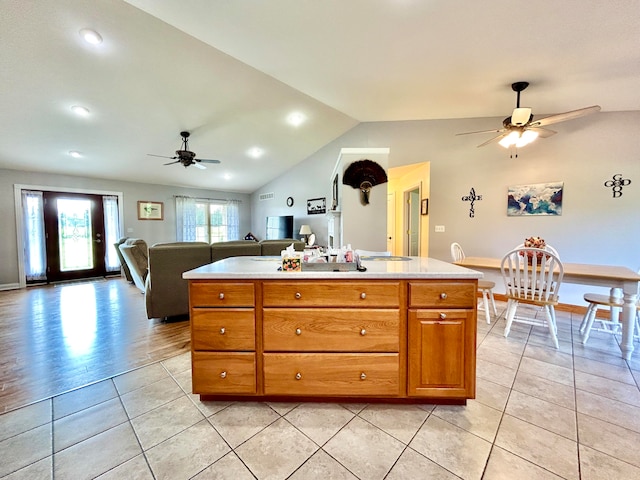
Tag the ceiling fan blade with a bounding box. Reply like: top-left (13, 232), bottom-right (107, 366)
top-left (148, 153), bottom-right (177, 159)
top-left (477, 132), bottom-right (509, 147)
top-left (163, 160), bottom-right (181, 166)
top-left (527, 127), bottom-right (557, 138)
top-left (193, 162), bottom-right (207, 170)
top-left (196, 158), bottom-right (222, 164)
top-left (529, 105), bottom-right (601, 128)
top-left (456, 127), bottom-right (507, 136)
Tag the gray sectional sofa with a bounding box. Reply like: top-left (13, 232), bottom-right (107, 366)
top-left (141, 239), bottom-right (304, 320)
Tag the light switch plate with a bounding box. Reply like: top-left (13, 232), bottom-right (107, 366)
top-left (435, 225), bottom-right (445, 233)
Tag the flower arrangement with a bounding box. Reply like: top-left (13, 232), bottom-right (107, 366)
top-left (521, 236), bottom-right (548, 264)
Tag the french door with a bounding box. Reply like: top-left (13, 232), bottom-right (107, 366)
top-left (42, 192), bottom-right (109, 282)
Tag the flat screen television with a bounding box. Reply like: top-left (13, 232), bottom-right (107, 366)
top-left (265, 215), bottom-right (294, 240)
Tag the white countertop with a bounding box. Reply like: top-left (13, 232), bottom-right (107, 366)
top-left (183, 256), bottom-right (483, 280)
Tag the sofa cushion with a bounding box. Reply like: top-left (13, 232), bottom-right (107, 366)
top-left (145, 242), bottom-right (211, 319)
top-left (259, 239), bottom-right (305, 256)
top-left (211, 240), bottom-right (261, 262)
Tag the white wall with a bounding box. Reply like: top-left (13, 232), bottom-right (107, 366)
top-left (0, 169), bottom-right (251, 286)
top-left (252, 111), bottom-right (640, 305)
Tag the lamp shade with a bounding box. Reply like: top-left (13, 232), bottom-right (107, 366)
top-left (299, 225), bottom-right (312, 235)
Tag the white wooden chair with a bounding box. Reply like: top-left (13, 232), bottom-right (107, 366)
top-left (501, 247), bottom-right (564, 348)
top-left (579, 269), bottom-right (640, 344)
top-left (450, 242), bottom-right (497, 324)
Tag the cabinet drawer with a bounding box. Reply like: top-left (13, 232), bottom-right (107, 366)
top-left (190, 282), bottom-right (255, 307)
top-left (191, 309), bottom-right (255, 351)
top-left (263, 353), bottom-right (399, 396)
top-left (192, 352), bottom-right (256, 394)
top-left (263, 281), bottom-right (400, 307)
top-left (263, 309), bottom-right (399, 352)
top-left (409, 282), bottom-right (475, 308)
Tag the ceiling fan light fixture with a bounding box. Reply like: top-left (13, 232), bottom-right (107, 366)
top-left (511, 107), bottom-right (532, 126)
top-left (516, 129), bottom-right (539, 147)
top-left (499, 131), bottom-right (520, 148)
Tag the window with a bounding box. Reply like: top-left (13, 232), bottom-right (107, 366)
top-left (176, 196), bottom-right (240, 243)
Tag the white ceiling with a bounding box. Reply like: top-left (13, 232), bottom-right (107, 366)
top-left (1, 0), bottom-right (638, 193)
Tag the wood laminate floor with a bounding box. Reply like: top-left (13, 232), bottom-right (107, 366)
top-left (0, 277), bottom-right (190, 413)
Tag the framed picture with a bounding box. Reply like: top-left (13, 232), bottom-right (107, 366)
top-left (137, 201), bottom-right (164, 220)
top-left (507, 182), bottom-right (563, 216)
top-left (421, 198), bottom-right (429, 215)
top-left (331, 174), bottom-right (339, 210)
top-left (307, 197), bottom-right (326, 215)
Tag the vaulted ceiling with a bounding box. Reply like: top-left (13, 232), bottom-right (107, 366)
top-left (1, 0), bottom-right (638, 193)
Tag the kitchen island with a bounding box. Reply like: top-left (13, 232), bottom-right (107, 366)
top-left (183, 256), bottom-right (482, 404)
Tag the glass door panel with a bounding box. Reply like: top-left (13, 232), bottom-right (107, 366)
top-left (57, 198), bottom-right (94, 272)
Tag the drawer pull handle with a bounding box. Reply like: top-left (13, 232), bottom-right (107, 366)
top-left (295, 328), bottom-right (302, 335)
top-left (219, 327), bottom-right (226, 335)
top-left (295, 372), bottom-right (302, 380)
top-left (360, 329), bottom-right (367, 336)
top-left (360, 292), bottom-right (366, 299)
top-left (219, 293), bottom-right (225, 300)
top-left (360, 372), bottom-right (367, 380)
top-left (220, 371), bottom-right (227, 379)
top-left (439, 312), bottom-right (447, 319)
top-left (440, 292), bottom-right (447, 299)
top-left (295, 292), bottom-right (301, 299)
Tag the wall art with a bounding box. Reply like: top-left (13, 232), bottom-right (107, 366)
top-left (507, 182), bottom-right (563, 216)
top-left (307, 197), bottom-right (326, 215)
top-left (604, 174), bottom-right (631, 197)
top-left (461, 188), bottom-right (482, 218)
top-left (137, 201), bottom-right (163, 220)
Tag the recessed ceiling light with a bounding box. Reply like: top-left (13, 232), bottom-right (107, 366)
top-left (287, 112), bottom-right (306, 127)
top-left (71, 105), bottom-right (90, 117)
top-left (69, 151), bottom-right (82, 158)
top-left (247, 147), bottom-right (264, 158)
top-left (223, 173), bottom-right (232, 180)
top-left (79, 28), bottom-right (103, 45)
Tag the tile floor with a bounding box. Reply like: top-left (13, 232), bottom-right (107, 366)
top-left (2, 302), bottom-right (640, 479)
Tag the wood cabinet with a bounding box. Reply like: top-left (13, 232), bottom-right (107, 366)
top-left (189, 278), bottom-right (476, 403)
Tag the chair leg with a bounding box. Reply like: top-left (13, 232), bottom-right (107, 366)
top-left (481, 289), bottom-right (491, 324)
top-left (504, 299), bottom-right (517, 338)
top-left (489, 290), bottom-right (497, 316)
top-left (581, 303), bottom-right (598, 344)
top-left (545, 305), bottom-right (559, 349)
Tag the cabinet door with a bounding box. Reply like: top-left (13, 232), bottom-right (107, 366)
top-left (407, 309), bottom-right (475, 398)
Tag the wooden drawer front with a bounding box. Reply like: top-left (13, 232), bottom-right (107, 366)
top-left (192, 309), bottom-right (255, 351)
top-left (263, 282), bottom-right (400, 307)
top-left (192, 352), bottom-right (256, 394)
top-left (263, 309), bottom-right (399, 352)
top-left (263, 353), bottom-right (399, 396)
top-left (409, 282), bottom-right (475, 308)
top-left (190, 282), bottom-right (255, 307)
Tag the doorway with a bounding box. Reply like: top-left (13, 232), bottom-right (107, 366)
top-left (43, 192), bottom-right (110, 282)
top-left (405, 188), bottom-right (420, 256)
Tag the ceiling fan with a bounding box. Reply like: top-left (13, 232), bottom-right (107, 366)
top-left (456, 81), bottom-right (601, 151)
top-left (147, 131), bottom-right (222, 169)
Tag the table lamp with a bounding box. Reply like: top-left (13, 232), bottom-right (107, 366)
top-left (299, 224), bottom-right (312, 244)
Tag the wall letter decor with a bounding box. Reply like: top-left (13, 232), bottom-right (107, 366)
top-left (604, 174), bottom-right (631, 198)
top-left (461, 188), bottom-right (482, 218)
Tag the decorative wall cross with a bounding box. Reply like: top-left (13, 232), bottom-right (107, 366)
top-left (461, 187), bottom-right (482, 218)
top-left (604, 174), bottom-right (631, 198)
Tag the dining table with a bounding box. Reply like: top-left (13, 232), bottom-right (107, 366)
top-left (455, 257), bottom-right (640, 360)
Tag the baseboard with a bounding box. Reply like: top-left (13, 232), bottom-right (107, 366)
top-left (0, 283), bottom-right (21, 291)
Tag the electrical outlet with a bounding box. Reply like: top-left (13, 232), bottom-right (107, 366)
top-left (435, 225), bottom-right (445, 233)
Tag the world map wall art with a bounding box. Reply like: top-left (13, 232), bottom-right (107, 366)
top-left (507, 182), bottom-right (563, 216)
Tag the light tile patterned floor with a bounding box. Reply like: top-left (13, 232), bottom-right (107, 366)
top-left (2, 303), bottom-right (640, 479)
